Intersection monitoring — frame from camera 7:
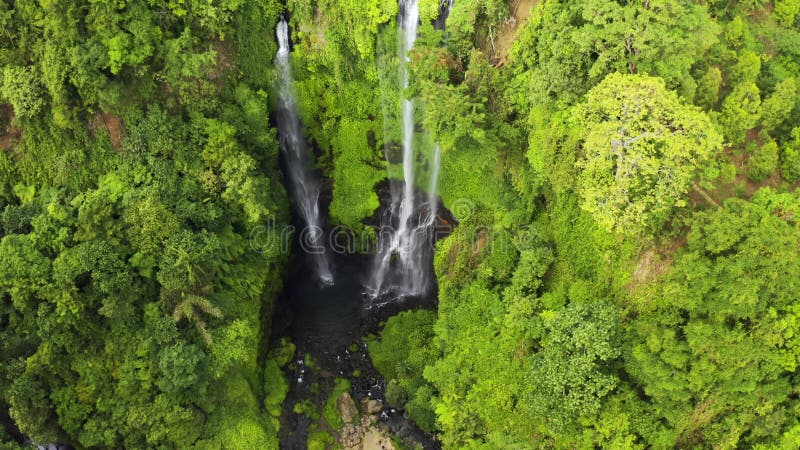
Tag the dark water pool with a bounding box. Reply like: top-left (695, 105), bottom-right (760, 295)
top-left (270, 250), bottom-right (440, 449)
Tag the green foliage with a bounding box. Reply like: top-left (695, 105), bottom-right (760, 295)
top-left (695, 67), bottom-right (722, 110)
top-left (748, 140), bottom-right (779, 182)
top-left (574, 73), bottom-right (722, 234)
top-left (369, 310), bottom-right (438, 432)
top-left (263, 359), bottom-right (289, 418)
top-left (293, 398), bottom-right (319, 420)
top-left (269, 338), bottom-right (297, 368)
top-left (513, 0), bottom-right (718, 108)
top-left (0, 7), bottom-right (288, 441)
top-left (759, 77), bottom-right (797, 132)
top-left (368, 2), bottom-right (800, 448)
top-left (775, 0), bottom-right (800, 25)
top-left (158, 341), bottom-right (204, 392)
top-left (729, 50), bottom-right (762, 85)
top-left (233, 0), bottom-right (283, 88)
top-left (3, 0), bottom-right (800, 448)
top-left (780, 128), bottom-right (800, 182)
top-left (719, 82), bottom-right (761, 145)
top-left (307, 427), bottom-right (335, 450)
top-left (322, 378), bottom-right (352, 431)
top-left (284, 2), bottom-right (393, 231)
top-left (444, 0), bottom-right (509, 59)
top-left (627, 189), bottom-right (800, 448)
top-left (0, 66), bottom-right (45, 119)
top-left (525, 301), bottom-right (621, 431)
top-left (261, 340), bottom-right (294, 423)
top-left (328, 119), bottom-right (383, 232)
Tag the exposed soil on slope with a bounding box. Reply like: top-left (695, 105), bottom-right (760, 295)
top-left (491, 0), bottom-right (537, 66)
top-left (0, 105), bottom-right (21, 151)
top-left (90, 112), bottom-right (124, 150)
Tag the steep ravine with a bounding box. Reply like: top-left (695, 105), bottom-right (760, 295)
top-left (267, 161), bottom-right (452, 448)
top-left (268, 246), bottom-right (441, 449)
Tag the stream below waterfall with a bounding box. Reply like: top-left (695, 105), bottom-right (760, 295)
top-left (269, 2), bottom-right (455, 446)
top-left (269, 247), bottom-right (441, 449)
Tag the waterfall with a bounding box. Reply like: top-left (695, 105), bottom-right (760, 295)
top-left (275, 19), bottom-right (334, 286)
top-left (369, 0), bottom-right (444, 299)
top-left (434, 0), bottom-right (455, 30)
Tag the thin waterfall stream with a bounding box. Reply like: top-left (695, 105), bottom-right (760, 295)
top-left (370, 0), bottom-right (443, 300)
top-left (274, 18), bottom-right (334, 286)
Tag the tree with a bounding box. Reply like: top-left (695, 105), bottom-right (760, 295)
top-left (525, 301), bottom-right (620, 431)
top-left (759, 78), bottom-right (797, 132)
top-left (158, 341), bottom-right (204, 393)
top-left (719, 82), bottom-right (761, 145)
top-left (7, 373), bottom-right (61, 443)
top-left (728, 50), bottom-right (761, 85)
top-left (774, 0), bottom-right (800, 25)
top-left (580, 0), bottom-right (718, 93)
top-left (0, 234), bottom-right (52, 314)
top-left (626, 190), bottom-right (800, 448)
top-left (695, 67), bottom-right (722, 110)
top-left (172, 294), bottom-right (223, 345)
top-left (780, 127), bottom-right (800, 182)
top-left (516, 0), bottom-right (718, 107)
top-left (574, 73), bottom-right (722, 234)
top-left (748, 139), bottom-right (779, 181)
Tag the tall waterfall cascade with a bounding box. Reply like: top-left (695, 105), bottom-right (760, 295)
top-left (275, 19), bottom-right (334, 285)
top-left (369, 0), bottom-right (450, 299)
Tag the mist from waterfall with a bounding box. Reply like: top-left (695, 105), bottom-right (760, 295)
top-left (275, 19), bottom-right (334, 286)
top-left (369, 0), bottom-right (447, 299)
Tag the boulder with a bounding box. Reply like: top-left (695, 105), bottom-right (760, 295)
top-left (338, 392), bottom-right (359, 424)
top-left (361, 398), bottom-right (383, 415)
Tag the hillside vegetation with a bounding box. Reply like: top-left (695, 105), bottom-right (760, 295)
top-left (2, 0), bottom-right (800, 448)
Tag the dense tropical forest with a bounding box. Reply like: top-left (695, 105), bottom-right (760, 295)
top-left (2, 0), bottom-right (800, 448)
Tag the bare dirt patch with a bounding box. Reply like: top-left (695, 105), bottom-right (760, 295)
top-left (628, 248), bottom-right (672, 290)
top-left (210, 40), bottom-right (234, 81)
top-left (626, 235), bottom-right (685, 292)
top-left (473, 228), bottom-right (490, 254)
top-left (490, 0), bottom-right (537, 65)
top-left (90, 111), bottom-right (125, 150)
top-left (730, 149), bottom-right (784, 198)
top-left (296, 7), bottom-right (329, 51)
top-left (0, 104), bottom-right (21, 151)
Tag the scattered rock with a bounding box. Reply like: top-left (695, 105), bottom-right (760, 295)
top-left (339, 423), bottom-right (362, 448)
top-left (338, 396), bottom-right (395, 450)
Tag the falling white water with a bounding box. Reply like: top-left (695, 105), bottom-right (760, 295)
top-left (370, 0), bottom-right (444, 299)
top-left (275, 19), bottom-right (334, 285)
top-left (434, 0), bottom-right (455, 30)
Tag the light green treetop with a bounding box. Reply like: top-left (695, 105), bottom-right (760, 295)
top-left (574, 73), bottom-right (722, 234)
